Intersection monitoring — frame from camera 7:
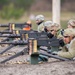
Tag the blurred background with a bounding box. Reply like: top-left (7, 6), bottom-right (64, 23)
top-left (0, 0), bottom-right (75, 30)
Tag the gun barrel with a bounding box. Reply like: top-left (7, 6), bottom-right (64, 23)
top-left (0, 45), bottom-right (14, 54)
top-left (0, 24), bottom-right (9, 27)
top-left (0, 47), bottom-right (27, 63)
top-left (0, 34), bottom-right (20, 38)
top-left (0, 41), bottom-right (28, 45)
top-left (0, 31), bottom-right (12, 34)
top-left (39, 51), bottom-right (70, 61)
top-left (0, 51), bottom-right (23, 63)
top-left (1, 38), bottom-right (9, 42)
top-left (15, 23), bottom-right (25, 25)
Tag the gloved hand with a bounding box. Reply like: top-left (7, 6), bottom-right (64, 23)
top-left (47, 33), bottom-right (54, 39)
top-left (52, 51), bottom-right (58, 55)
top-left (44, 27), bottom-right (48, 32)
top-left (59, 39), bottom-right (65, 47)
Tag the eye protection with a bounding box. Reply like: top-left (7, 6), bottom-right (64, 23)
top-left (64, 36), bottom-right (70, 38)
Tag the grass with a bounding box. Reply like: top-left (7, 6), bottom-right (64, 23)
top-left (0, 11), bottom-right (75, 30)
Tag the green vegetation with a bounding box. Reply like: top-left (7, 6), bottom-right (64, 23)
top-left (0, 4), bottom-right (24, 19)
top-left (0, 0), bottom-right (34, 19)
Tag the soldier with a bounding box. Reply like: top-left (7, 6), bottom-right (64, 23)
top-left (35, 15), bottom-right (45, 32)
top-left (57, 28), bottom-right (75, 59)
top-left (44, 21), bottom-right (53, 32)
top-left (44, 21), bottom-right (56, 38)
top-left (44, 21), bottom-right (63, 39)
top-left (44, 21), bottom-right (65, 51)
top-left (53, 23), bottom-right (64, 39)
top-left (67, 19), bottom-right (75, 29)
top-left (38, 21), bottom-right (53, 62)
top-left (39, 21), bottom-right (65, 61)
top-left (23, 20), bottom-right (32, 31)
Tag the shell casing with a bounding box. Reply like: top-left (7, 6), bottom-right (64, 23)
top-left (12, 24), bottom-right (15, 30)
top-left (29, 40), bottom-right (33, 55)
top-left (16, 30), bottom-right (19, 34)
top-left (33, 40), bottom-right (37, 53)
top-left (25, 34), bottom-right (28, 40)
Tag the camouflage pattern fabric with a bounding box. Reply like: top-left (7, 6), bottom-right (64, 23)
top-left (37, 22), bottom-right (44, 32)
top-left (58, 38), bottom-right (75, 59)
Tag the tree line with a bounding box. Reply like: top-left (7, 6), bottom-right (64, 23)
top-left (0, 0), bottom-right (74, 19)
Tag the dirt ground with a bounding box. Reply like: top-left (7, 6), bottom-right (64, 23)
top-left (0, 61), bottom-right (75, 75)
top-left (0, 45), bottom-right (75, 75)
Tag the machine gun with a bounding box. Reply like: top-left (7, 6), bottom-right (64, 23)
top-left (0, 23), bottom-right (26, 28)
top-left (0, 30), bottom-right (33, 55)
top-left (0, 40), bottom-right (28, 45)
top-left (0, 30), bottom-right (59, 55)
top-left (0, 31), bottom-right (20, 44)
top-left (0, 22), bottom-right (26, 35)
top-left (0, 22), bottom-right (29, 43)
top-left (0, 38), bottom-right (71, 64)
top-left (0, 23), bottom-right (26, 30)
top-left (0, 24), bottom-right (9, 27)
top-left (0, 31), bottom-right (13, 34)
top-left (0, 30), bottom-right (70, 64)
top-left (0, 34), bottom-right (20, 38)
top-left (0, 40), bottom-right (28, 54)
top-left (0, 30), bottom-right (48, 41)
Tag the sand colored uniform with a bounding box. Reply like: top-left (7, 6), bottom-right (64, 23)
top-left (37, 22), bottom-right (44, 32)
top-left (58, 38), bottom-right (75, 59)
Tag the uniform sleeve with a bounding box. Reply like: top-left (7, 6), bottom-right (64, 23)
top-left (39, 24), bottom-right (44, 32)
top-left (58, 39), bottom-right (75, 59)
top-left (58, 51), bottom-right (73, 59)
top-left (57, 29), bottom-right (63, 39)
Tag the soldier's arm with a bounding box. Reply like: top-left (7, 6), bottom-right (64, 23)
top-left (39, 25), bottom-right (44, 32)
top-left (58, 51), bottom-right (73, 59)
top-left (58, 39), bottom-right (75, 59)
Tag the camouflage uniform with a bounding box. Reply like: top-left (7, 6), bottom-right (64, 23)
top-left (38, 21), bottom-right (53, 62)
top-left (45, 22), bottom-right (63, 39)
top-left (52, 23), bottom-right (63, 39)
top-left (37, 22), bottom-right (44, 32)
top-left (58, 28), bottom-right (75, 59)
top-left (44, 21), bottom-right (53, 32)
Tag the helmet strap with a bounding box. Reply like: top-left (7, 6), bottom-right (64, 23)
top-left (37, 21), bottom-right (43, 25)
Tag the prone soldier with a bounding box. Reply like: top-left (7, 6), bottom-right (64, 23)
top-left (57, 28), bottom-right (75, 59)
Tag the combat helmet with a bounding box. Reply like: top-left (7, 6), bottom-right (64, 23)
top-left (63, 28), bottom-right (75, 36)
top-left (68, 19), bottom-right (75, 26)
top-left (35, 15), bottom-right (45, 21)
top-left (44, 21), bottom-right (55, 31)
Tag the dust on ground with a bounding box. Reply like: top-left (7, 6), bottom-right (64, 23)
top-left (0, 45), bottom-right (75, 75)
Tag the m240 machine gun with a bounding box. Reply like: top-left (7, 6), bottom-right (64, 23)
top-left (0, 31), bottom-right (50, 55)
top-left (0, 37), bottom-right (70, 64)
top-left (0, 22), bottom-right (27, 35)
top-left (0, 31), bottom-right (72, 64)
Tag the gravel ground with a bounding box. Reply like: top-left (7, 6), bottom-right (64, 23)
top-left (0, 45), bottom-right (75, 75)
top-left (0, 61), bottom-right (75, 75)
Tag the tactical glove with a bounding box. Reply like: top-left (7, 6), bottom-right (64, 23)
top-left (47, 33), bottom-right (54, 39)
top-left (44, 27), bottom-right (48, 32)
top-left (59, 39), bottom-right (65, 47)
